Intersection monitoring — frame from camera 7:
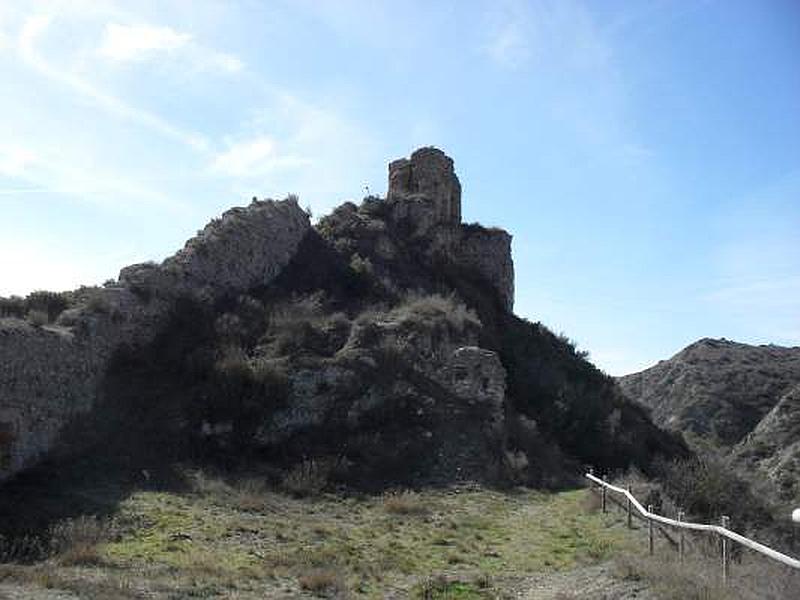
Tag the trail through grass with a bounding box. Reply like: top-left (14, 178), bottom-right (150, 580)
top-left (1, 477), bottom-right (637, 599)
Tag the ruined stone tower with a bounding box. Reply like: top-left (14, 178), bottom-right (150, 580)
top-left (385, 147), bottom-right (515, 313)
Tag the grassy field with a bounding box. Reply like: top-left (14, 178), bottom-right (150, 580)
top-left (0, 471), bottom-right (638, 599)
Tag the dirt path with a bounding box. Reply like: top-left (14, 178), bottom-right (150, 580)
top-left (513, 562), bottom-right (655, 599)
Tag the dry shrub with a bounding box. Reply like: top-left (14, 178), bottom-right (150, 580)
top-left (614, 546), bottom-right (800, 600)
top-left (282, 460), bottom-right (331, 498)
top-left (50, 516), bottom-right (114, 566)
top-left (185, 468), bottom-right (232, 497)
top-left (0, 534), bottom-right (47, 562)
top-left (388, 292), bottom-right (480, 334)
top-left (185, 469), bottom-right (278, 512)
top-left (614, 552), bottom-right (725, 600)
top-left (657, 454), bottom-right (777, 531)
top-left (383, 490), bottom-right (429, 516)
top-left (231, 477), bottom-right (273, 512)
top-left (580, 488), bottom-right (602, 513)
top-left (298, 568), bottom-right (346, 597)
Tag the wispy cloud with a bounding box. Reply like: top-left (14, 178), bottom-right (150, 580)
top-left (705, 276), bottom-right (800, 311)
top-left (485, 19), bottom-right (531, 68)
top-left (207, 87), bottom-right (379, 213)
top-left (97, 22), bottom-right (243, 73)
top-left (98, 22), bottom-right (190, 61)
top-left (212, 136), bottom-right (309, 177)
top-left (0, 145), bottom-right (36, 176)
top-left (18, 13), bottom-right (210, 151)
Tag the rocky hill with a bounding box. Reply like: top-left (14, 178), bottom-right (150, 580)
top-left (618, 338), bottom-right (800, 447)
top-left (735, 383), bottom-right (800, 500)
top-left (618, 338), bottom-right (800, 501)
top-left (0, 147), bottom-right (686, 491)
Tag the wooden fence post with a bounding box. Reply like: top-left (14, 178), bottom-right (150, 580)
top-left (602, 484), bottom-right (607, 513)
top-left (677, 510), bottom-right (685, 563)
top-left (648, 504), bottom-right (654, 555)
top-left (627, 485), bottom-right (632, 529)
top-left (721, 515), bottom-right (730, 584)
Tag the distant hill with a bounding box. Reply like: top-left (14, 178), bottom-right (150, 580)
top-left (735, 383), bottom-right (800, 500)
top-left (618, 338), bottom-right (800, 447)
top-left (618, 338), bottom-right (800, 500)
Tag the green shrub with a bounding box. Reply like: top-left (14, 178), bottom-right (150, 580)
top-left (26, 290), bottom-right (69, 322)
top-left (85, 290), bottom-right (111, 314)
top-left (0, 296), bottom-right (26, 319)
top-left (26, 309), bottom-right (49, 327)
top-left (263, 294), bottom-right (351, 357)
top-left (657, 453), bottom-right (776, 531)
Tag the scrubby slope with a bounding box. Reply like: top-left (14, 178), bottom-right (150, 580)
top-left (618, 338), bottom-right (800, 447)
top-left (0, 148), bottom-right (687, 496)
top-left (735, 384), bottom-right (800, 500)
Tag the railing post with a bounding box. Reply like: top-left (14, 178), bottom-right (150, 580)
top-left (721, 515), bottom-right (730, 584)
top-left (677, 510), bottom-right (685, 563)
top-left (626, 485), bottom-right (632, 529)
top-left (648, 504), bottom-right (654, 555)
top-left (602, 484), bottom-right (607, 513)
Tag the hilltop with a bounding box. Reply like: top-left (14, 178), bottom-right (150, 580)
top-left (618, 338), bottom-right (800, 500)
top-left (0, 147), bottom-right (685, 494)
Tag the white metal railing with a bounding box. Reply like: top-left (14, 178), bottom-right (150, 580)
top-left (585, 472), bottom-right (800, 576)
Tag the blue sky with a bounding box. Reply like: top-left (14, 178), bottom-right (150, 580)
top-left (1, 0), bottom-right (798, 375)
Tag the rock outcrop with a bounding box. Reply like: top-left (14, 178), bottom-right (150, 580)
top-left (0, 198), bottom-right (310, 480)
top-left (385, 147), bottom-right (514, 312)
top-left (0, 148), bottom-right (686, 490)
top-left (387, 147), bottom-right (461, 232)
top-left (248, 298), bottom-right (507, 485)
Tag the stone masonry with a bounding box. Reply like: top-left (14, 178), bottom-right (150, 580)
top-left (387, 147), bottom-right (514, 311)
top-left (0, 198), bottom-right (310, 481)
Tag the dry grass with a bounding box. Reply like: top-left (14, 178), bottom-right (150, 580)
top-left (298, 567), bottom-right (347, 597)
top-left (613, 536), bottom-right (800, 600)
top-left (388, 292), bottom-right (481, 334)
top-left (580, 488), bottom-right (602, 514)
top-left (50, 515), bottom-right (115, 566)
top-left (383, 490), bottom-right (430, 516)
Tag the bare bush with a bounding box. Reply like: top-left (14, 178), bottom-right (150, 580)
top-left (383, 490), bottom-right (429, 516)
top-left (49, 516), bottom-right (115, 566)
top-left (298, 567), bottom-right (346, 597)
top-left (388, 292), bottom-right (480, 334)
top-left (282, 460), bottom-right (332, 498)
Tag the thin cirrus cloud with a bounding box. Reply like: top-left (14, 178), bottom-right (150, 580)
top-left (98, 22), bottom-right (191, 61)
top-left (18, 14), bottom-right (210, 151)
top-left (97, 22), bottom-right (243, 73)
top-left (485, 20), bottom-right (531, 68)
top-left (0, 145), bottom-right (36, 177)
top-left (212, 137), bottom-right (311, 178)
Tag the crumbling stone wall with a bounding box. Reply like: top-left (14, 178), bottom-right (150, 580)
top-left (0, 198), bottom-right (310, 481)
top-left (387, 147), bottom-right (461, 235)
top-left (0, 321), bottom-right (105, 477)
top-left (386, 147), bottom-right (515, 312)
top-left (457, 227), bottom-right (515, 312)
